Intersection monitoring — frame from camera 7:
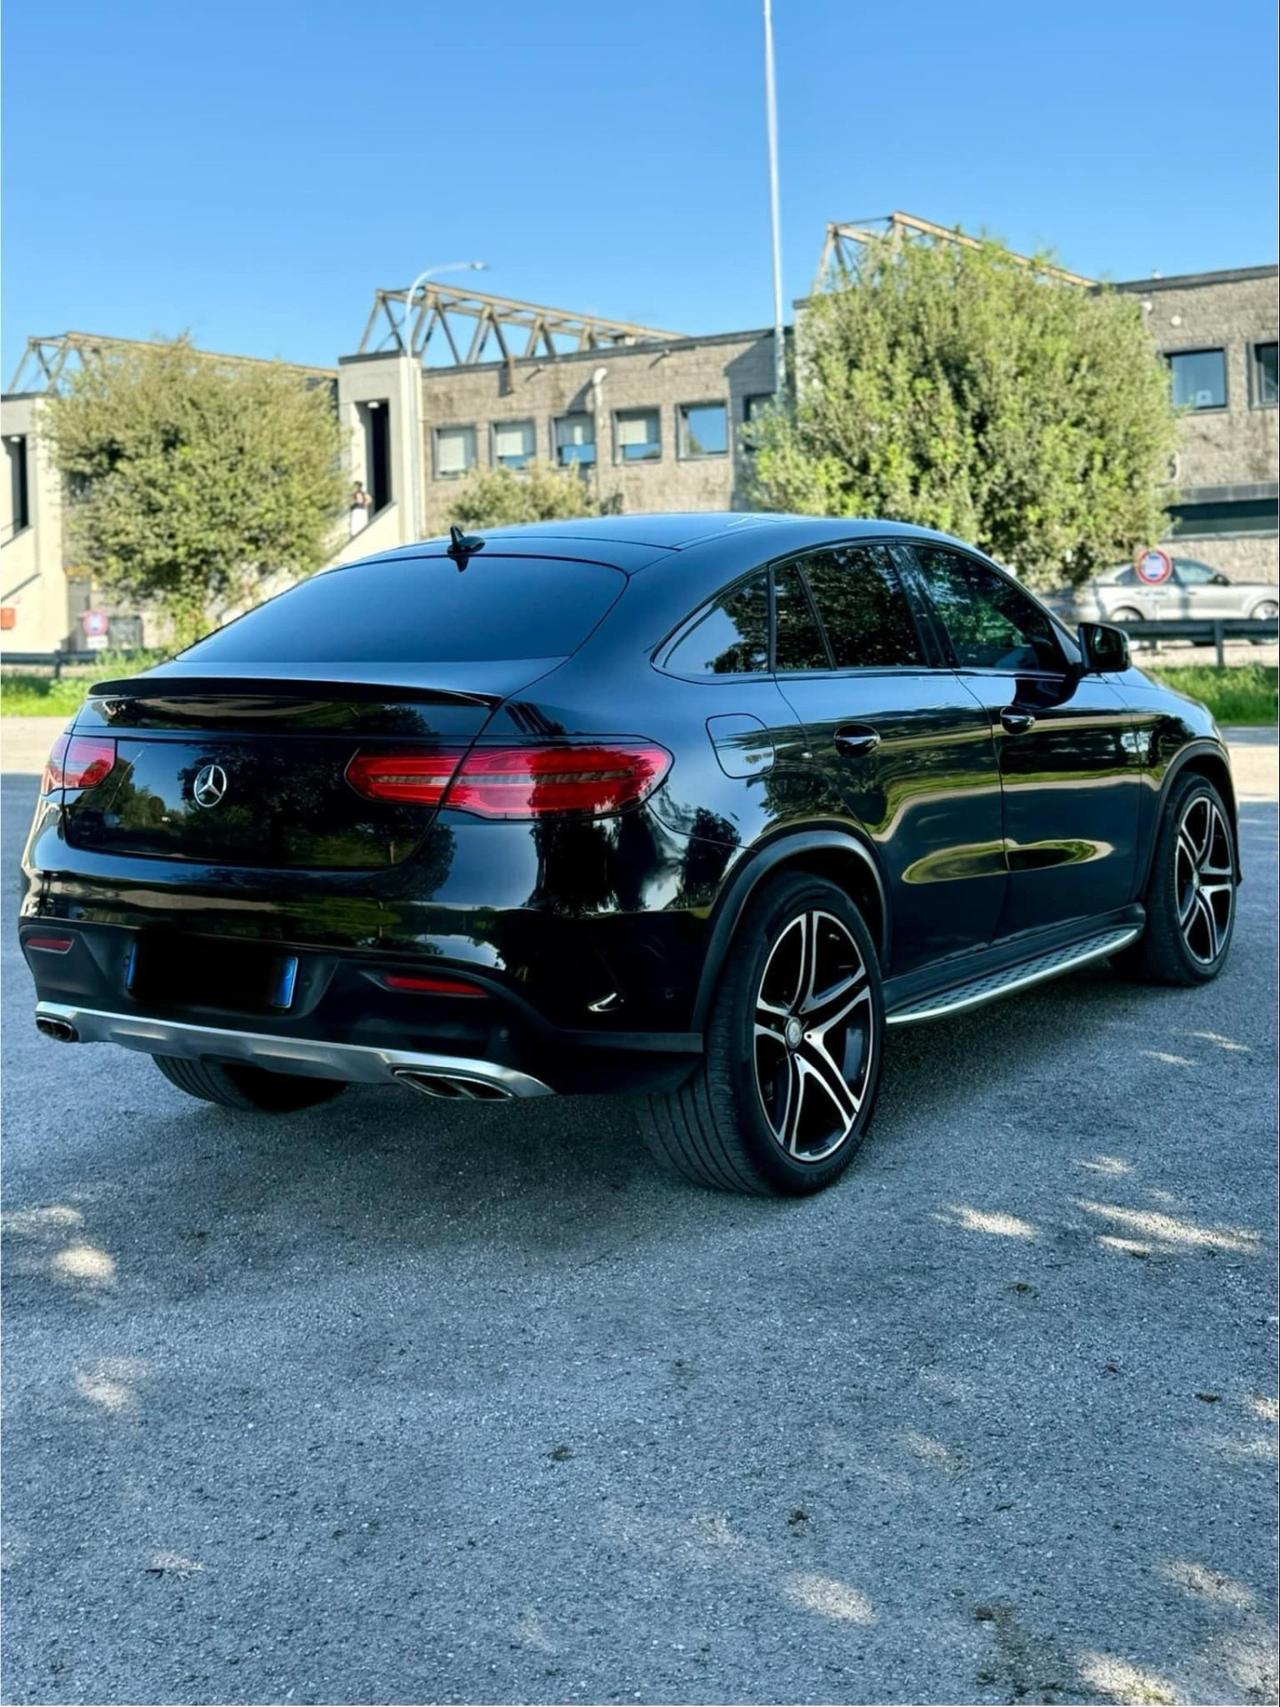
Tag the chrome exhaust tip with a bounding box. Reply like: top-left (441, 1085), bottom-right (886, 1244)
top-left (393, 1068), bottom-right (514, 1101)
top-left (36, 1016), bottom-right (79, 1042)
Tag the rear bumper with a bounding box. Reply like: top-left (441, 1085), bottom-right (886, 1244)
top-left (34, 1002), bottom-right (552, 1100)
top-left (20, 917), bottom-right (700, 1095)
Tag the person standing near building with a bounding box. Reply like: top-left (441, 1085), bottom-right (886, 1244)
top-left (349, 482), bottom-right (373, 537)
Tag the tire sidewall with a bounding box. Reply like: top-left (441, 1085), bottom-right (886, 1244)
top-left (714, 876), bottom-right (885, 1195)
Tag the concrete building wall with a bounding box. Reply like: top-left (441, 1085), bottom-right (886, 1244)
top-left (417, 329), bottom-right (778, 535)
top-left (0, 395), bottom-right (75, 652)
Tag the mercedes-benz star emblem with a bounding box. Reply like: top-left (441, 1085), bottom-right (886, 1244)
top-left (192, 763), bottom-right (229, 809)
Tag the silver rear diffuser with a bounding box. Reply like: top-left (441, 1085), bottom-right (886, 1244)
top-left (34, 1003), bottom-right (552, 1099)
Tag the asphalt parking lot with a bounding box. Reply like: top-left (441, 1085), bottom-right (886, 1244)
top-left (2, 727), bottom-right (1276, 1707)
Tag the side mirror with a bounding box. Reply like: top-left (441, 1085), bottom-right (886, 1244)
top-left (1078, 621), bottom-right (1130, 673)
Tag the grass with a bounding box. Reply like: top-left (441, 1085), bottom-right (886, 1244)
top-left (3, 659), bottom-right (1275, 728)
top-left (1144, 663), bottom-right (1278, 727)
top-left (2, 650), bottom-right (167, 718)
top-left (1, 673), bottom-right (96, 718)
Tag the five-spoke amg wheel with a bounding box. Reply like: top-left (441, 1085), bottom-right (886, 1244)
top-left (1125, 773), bottom-right (1237, 985)
top-left (640, 873), bottom-right (884, 1195)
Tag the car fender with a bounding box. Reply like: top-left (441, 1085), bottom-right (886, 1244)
top-left (690, 825), bottom-right (890, 1029)
top-left (1140, 736), bottom-right (1241, 889)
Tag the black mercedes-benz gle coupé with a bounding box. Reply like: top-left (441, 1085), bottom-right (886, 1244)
top-left (21, 513), bottom-right (1239, 1195)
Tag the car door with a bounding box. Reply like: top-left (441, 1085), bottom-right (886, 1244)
top-left (766, 542), bottom-right (1006, 977)
top-left (900, 544), bottom-right (1143, 941)
top-left (1173, 559), bottom-right (1238, 618)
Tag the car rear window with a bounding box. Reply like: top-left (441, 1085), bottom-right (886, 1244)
top-left (179, 554), bottom-right (625, 665)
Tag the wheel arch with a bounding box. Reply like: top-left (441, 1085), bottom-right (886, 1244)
top-left (691, 828), bottom-right (889, 1029)
top-left (1144, 742), bottom-right (1242, 889)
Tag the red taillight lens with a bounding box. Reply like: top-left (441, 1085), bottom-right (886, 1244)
top-left (347, 742), bottom-right (671, 820)
top-left (382, 973), bottom-right (486, 996)
top-left (42, 734), bottom-right (116, 793)
top-left (345, 751), bottom-right (459, 806)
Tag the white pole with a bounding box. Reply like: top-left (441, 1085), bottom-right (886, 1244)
top-left (400, 261), bottom-right (488, 541)
top-left (763, 0), bottom-right (786, 399)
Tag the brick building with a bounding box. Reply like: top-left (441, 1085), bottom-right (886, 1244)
top-left (1113, 265), bottom-right (1277, 582)
top-left (3, 236), bottom-right (1275, 653)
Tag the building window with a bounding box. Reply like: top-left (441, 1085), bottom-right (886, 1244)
top-left (1251, 342), bottom-right (1278, 407)
top-left (434, 425), bottom-right (477, 479)
top-left (6, 435), bottom-right (30, 533)
top-left (554, 413), bottom-right (596, 467)
top-left (492, 419), bottom-right (535, 470)
top-left (1167, 498), bottom-right (1278, 538)
top-left (358, 402), bottom-right (391, 510)
top-left (614, 408), bottom-right (661, 463)
top-left (1167, 348), bottom-right (1227, 411)
top-left (678, 401), bottom-right (728, 459)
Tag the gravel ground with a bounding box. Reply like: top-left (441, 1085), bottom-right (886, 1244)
top-left (1, 734), bottom-right (1276, 1707)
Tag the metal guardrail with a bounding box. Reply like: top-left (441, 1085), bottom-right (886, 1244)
top-left (1115, 617), bottom-right (1278, 668)
top-left (3, 620), bottom-right (1276, 680)
top-left (1, 648), bottom-right (154, 680)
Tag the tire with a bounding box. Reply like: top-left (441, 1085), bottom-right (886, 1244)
top-left (639, 873), bottom-right (884, 1195)
top-left (153, 1055), bottom-right (348, 1113)
top-left (1110, 607), bottom-right (1143, 624)
top-left (1248, 598), bottom-right (1277, 641)
top-left (1123, 773), bottom-right (1237, 986)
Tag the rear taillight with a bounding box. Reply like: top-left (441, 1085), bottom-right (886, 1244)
top-left (382, 973), bottom-right (486, 996)
top-left (42, 734), bottom-right (116, 794)
top-left (346, 742), bottom-right (671, 820)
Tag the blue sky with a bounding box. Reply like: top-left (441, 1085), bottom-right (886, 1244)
top-left (3, 0), bottom-right (1276, 381)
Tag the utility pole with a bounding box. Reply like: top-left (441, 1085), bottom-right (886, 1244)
top-left (763, 0), bottom-right (786, 400)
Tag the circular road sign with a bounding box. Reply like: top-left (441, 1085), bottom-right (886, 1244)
top-left (1135, 547), bottom-right (1173, 586)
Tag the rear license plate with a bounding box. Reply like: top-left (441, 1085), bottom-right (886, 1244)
top-left (128, 936), bottom-right (298, 1014)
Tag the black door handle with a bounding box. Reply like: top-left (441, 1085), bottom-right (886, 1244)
top-left (1000, 708), bottom-right (1036, 734)
top-left (834, 725), bottom-right (881, 756)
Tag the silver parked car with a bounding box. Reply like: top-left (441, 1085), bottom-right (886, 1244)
top-left (1064, 558), bottom-right (1279, 625)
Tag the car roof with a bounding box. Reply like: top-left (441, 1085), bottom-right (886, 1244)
top-left (389, 512), bottom-right (985, 572)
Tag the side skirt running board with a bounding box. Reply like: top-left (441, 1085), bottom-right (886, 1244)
top-left (885, 924), bottom-right (1142, 1028)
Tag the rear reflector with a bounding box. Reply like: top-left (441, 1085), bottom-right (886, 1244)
top-left (42, 734), bottom-right (116, 793)
top-left (346, 742), bottom-right (671, 819)
top-left (382, 973), bottom-right (486, 997)
top-left (25, 935), bottom-right (74, 953)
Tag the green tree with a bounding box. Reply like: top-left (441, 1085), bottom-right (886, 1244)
top-left (748, 235), bottom-right (1179, 589)
top-left (447, 460), bottom-right (617, 529)
top-left (43, 337), bottom-right (345, 646)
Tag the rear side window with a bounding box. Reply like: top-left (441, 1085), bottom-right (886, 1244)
top-left (179, 554), bottom-right (625, 665)
top-left (773, 565), bottom-right (829, 671)
top-left (798, 545), bottom-right (923, 668)
top-left (663, 574), bottom-right (769, 675)
top-left (912, 548), bottom-right (1062, 673)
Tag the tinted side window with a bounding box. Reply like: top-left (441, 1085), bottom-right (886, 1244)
top-left (773, 565), bottom-right (829, 671)
top-left (800, 545), bottom-right (923, 668)
top-left (913, 549), bottom-right (1062, 673)
top-left (665, 574), bottom-right (769, 675)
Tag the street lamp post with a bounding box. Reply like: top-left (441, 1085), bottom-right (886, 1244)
top-left (762, 0), bottom-right (786, 400)
top-left (400, 260), bottom-right (488, 541)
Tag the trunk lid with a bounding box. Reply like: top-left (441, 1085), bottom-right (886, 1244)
top-left (63, 665), bottom-right (544, 870)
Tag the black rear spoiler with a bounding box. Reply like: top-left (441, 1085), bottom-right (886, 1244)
top-left (87, 672), bottom-right (500, 709)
